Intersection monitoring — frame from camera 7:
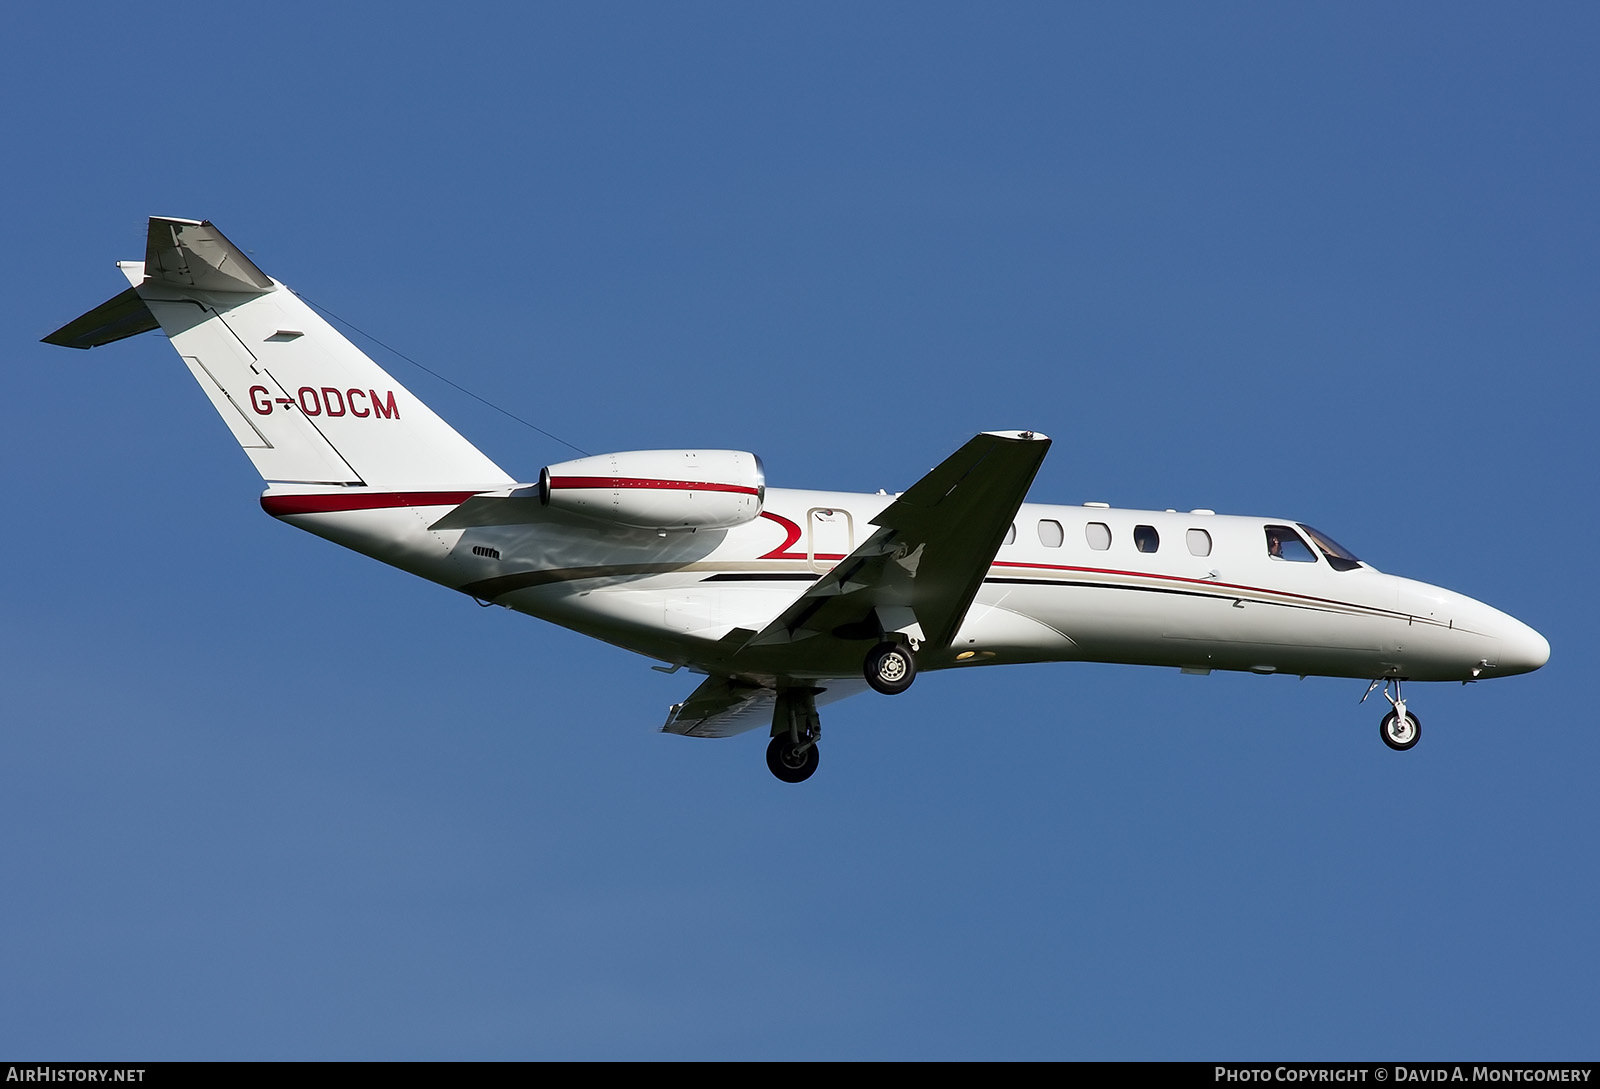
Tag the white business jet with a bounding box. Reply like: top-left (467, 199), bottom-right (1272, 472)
top-left (45, 218), bottom-right (1550, 782)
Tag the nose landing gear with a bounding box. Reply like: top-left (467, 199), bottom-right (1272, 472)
top-left (1364, 678), bottom-right (1421, 751)
top-left (1381, 707), bottom-right (1421, 750)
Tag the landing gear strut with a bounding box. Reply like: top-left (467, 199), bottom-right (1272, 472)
top-left (1364, 678), bottom-right (1421, 751)
top-left (767, 687), bottom-right (822, 783)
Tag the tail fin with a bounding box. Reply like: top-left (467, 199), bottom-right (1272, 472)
top-left (45, 217), bottom-right (515, 490)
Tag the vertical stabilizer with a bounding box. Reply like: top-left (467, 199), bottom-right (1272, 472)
top-left (45, 218), bottom-right (516, 491)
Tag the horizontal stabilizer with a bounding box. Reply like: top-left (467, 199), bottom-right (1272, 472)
top-left (41, 286), bottom-right (158, 349)
top-left (43, 217), bottom-right (272, 347)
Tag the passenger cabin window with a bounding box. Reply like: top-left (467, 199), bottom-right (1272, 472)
top-left (1005, 523), bottom-right (1016, 546)
top-left (1133, 525), bottom-right (1159, 553)
top-left (1085, 522), bottom-right (1111, 550)
top-left (1038, 519), bottom-right (1064, 548)
top-left (1265, 524), bottom-right (1317, 562)
top-left (1186, 529), bottom-right (1212, 557)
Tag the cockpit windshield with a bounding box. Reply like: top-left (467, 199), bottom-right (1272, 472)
top-left (1297, 524), bottom-right (1363, 572)
top-left (1264, 525), bottom-right (1317, 562)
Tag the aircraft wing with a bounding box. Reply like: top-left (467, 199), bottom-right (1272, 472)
top-left (429, 486), bottom-right (543, 529)
top-left (662, 674), bottom-right (873, 738)
top-left (661, 675), bottom-right (778, 737)
top-left (744, 430), bottom-right (1050, 653)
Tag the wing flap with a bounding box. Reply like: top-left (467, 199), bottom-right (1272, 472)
top-left (661, 675), bottom-right (874, 738)
top-left (662, 675), bottom-right (776, 738)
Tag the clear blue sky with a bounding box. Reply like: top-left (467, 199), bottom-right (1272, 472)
top-left (4, 2), bottom-right (1594, 1059)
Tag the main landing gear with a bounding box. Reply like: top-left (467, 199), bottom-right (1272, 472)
top-left (864, 640), bottom-right (917, 696)
top-left (1364, 678), bottom-right (1421, 751)
top-left (767, 687), bottom-right (822, 784)
top-left (764, 642), bottom-right (919, 784)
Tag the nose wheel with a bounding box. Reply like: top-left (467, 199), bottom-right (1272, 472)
top-left (1365, 678), bottom-right (1422, 751)
top-left (1381, 708), bottom-right (1421, 750)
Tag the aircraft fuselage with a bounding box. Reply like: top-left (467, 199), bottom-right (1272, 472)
top-left (267, 485), bottom-right (1549, 688)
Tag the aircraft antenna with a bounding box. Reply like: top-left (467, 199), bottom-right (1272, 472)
top-left (295, 290), bottom-right (591, 457)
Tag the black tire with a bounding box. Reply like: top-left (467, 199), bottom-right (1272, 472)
top-left (766, 736), bottom-right (819, 783)
top-left (1380, 709), bottom-right (1421, 751)
top-left (864, 641), bottom-right (917, 696)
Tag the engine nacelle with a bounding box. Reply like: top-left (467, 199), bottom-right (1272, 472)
top-left (539, 450), bottom-right (765, 530)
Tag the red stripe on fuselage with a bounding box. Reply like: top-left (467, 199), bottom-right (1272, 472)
top-left (261, 491), bottom-right (478, 516)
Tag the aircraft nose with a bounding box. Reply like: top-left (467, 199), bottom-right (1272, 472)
top-left (1497, 618), bottom-right (1550, 676)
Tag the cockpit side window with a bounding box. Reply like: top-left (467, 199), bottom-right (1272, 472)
top-left (1298, 524), bottom-right (1363, 571)
top-left (1264, 524), bottom-right (1317, 562)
